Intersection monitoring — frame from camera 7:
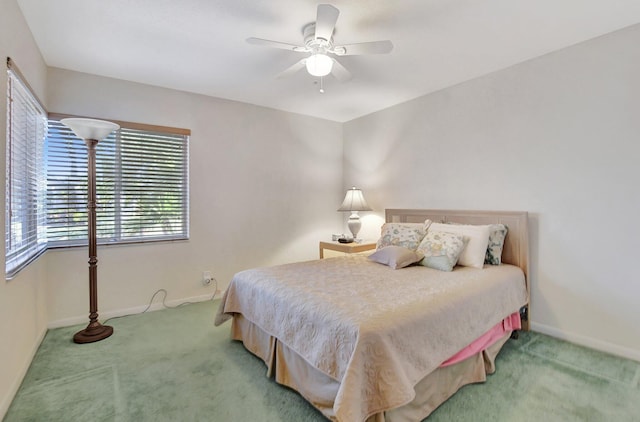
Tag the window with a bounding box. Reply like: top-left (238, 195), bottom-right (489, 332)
top-left (5, 60), bottom-right (48, 278)
top-left (5, 58), bottom-right (189, 279)
top-left (46, 117), bottom-right (189, 247)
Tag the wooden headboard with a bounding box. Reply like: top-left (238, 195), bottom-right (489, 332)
top-left (386, 209), bottom-right (530, 330)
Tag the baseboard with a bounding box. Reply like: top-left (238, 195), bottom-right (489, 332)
top-left (48, 290), bottom-right (222, 329)
top-left (531, 321), bottom-right (640, 362)
top-left (0, 326), bottom-right (47, 420)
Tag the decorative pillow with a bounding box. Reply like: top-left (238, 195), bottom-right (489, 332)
top-left (368, 246), bottom-right (425, 269)
top-left (485, 224), bottom-right (508, 265)
top-left (428, 222), bottom-right (491, 269)
top-left (376, 220), bottom-right (431, 251)
top-left (416, 231), bottom-right (467, 272)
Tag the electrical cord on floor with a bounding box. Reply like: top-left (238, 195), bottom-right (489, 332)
top-left (103, 278), bottom-right (218, 325)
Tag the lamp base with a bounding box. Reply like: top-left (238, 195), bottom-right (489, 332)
top-left (73, 323), bottom-right (113, 344)
top-left (347, 212), bottom-right (362, 240)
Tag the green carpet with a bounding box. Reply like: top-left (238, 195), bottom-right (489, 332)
top-left (4, 300), bottom-right (640, 421)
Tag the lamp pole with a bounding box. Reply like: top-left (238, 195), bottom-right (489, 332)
top-left (73, 137), bottom-right (113, 344)
top-left (61, 118), bottom-right (119, 344)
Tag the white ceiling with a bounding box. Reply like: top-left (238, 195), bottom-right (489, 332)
top-left (16, 0), bottom-right (640, 122)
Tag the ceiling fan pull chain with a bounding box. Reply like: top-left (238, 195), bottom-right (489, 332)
top-left (319, 76), bottom-right (325, 94)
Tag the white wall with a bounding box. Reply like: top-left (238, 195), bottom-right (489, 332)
top-left (0, 0), bottom-right (50, 417)
top-left (344, 24), bottom-right (640, 360)
top-left (45, 68), bottom-right (344, 324)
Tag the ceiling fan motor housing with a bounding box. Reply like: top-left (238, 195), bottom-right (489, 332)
top-left (302, 23), bottom-right (346, 55)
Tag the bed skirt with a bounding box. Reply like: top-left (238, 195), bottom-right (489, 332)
top-left (230, 313), bottom-right (512, 422)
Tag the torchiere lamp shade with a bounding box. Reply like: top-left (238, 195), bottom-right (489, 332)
top-left (60, 118), bottom-right (120, 141)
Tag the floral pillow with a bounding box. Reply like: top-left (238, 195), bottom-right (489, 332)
top-left (376, 220), bottom-right (431, 251)
top-left (416, 231), bottom-right (467, 272)
top-left (485, 224), bottom-right (508, 265)
top-left (368, 246), bottom-right (424, 269)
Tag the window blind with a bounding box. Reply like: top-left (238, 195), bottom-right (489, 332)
top-left (46, 119), bottom-right (189, 246)
top-left (5, 65), bottom-right (48, 278)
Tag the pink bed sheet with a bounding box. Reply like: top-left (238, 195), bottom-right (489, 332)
top-left (440, 312), bottom-right (521, 367)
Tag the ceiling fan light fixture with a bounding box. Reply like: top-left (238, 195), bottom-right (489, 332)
top-left (306, 53), bottom-right (333, 77)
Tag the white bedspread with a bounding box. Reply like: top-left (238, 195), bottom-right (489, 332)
top-left (215, 255), bottom-right (527, 422)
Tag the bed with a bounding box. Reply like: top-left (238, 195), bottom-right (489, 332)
top-left (215, 209), bottom-right (530, 422)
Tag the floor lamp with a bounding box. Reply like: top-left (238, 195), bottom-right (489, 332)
top-left (61, 118), bottom-right (120, 344)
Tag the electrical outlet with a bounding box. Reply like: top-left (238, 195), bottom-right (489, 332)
top-left (202, 271), bottom-right (212, 286)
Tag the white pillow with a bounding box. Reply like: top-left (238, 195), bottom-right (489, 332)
top-left (368, 246), bottom-right (424, 269)
top-left (428, 222), bottom-right (491, 269)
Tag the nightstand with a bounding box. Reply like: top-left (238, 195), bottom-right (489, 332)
top-left (319, 241), bottom-right (377, 259)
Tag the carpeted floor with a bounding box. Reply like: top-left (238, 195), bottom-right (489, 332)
top-left (4, 300), bottom-right (640, 421)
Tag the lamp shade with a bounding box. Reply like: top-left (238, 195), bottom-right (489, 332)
top-left (61, 118), bottom-right (120, 141)
top-left (337, 187), bottom-right (372, 212)
top-left (306, 54), bottom-right (333, 77)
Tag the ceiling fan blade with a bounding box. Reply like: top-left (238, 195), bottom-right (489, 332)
top-left (315, 4), bottom-right (339, 41)
top-left (330, 58), bottom-right (352, 82)
top-left (276, 58), bottom-right (307, 79)
top-left (334, 40), bottom-right (393, 56)
top-left (246, 37), bottom-right (304, 52)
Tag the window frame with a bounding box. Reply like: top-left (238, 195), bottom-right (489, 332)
top-left (5, 58), bottom-right (48, 279)
top-left (46, 113), bottom-right (190, 249)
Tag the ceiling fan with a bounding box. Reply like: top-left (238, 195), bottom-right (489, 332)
top-left (246, 4), bottom-right (393, 86)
